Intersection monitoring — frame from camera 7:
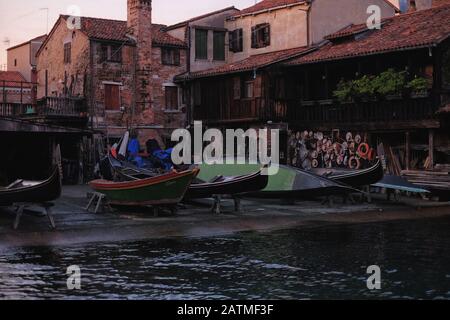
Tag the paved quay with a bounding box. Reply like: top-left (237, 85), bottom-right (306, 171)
top-left (1, 185), bottom-right (450, 248)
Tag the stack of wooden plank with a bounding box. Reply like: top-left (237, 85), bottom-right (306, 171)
top-left (401, 169), bottom-right (450, 190)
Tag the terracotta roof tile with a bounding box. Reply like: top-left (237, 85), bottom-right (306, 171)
top-left (233, 0), bottom-right (306, 17)
top-left (232, 0), bottom-right (398, 18)
top-left (0, 71), bottom-right (31, 88)
top-left (176, 46), bottom-right (314, 80)
top-left (61, 16), bottom-right (186, 47)
top-left (433, 0), bottom-right (450, 7)
top-left (286, 4), bottom-right (450, 66)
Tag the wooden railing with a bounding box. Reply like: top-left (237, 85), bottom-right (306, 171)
top-left (287, 96), bottom-right (439, 125)
top-left (0, 103), bottom-right (34, 117)
top-left (36, 97), bottom-right (87, 117)
top-left (1, 97), bottom-right (87, 119)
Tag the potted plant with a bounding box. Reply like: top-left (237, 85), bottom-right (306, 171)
top-left (406, 76), bottom-right (430, 98)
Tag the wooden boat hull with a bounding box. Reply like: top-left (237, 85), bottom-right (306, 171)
top-left (312, 160), bottom-right (384, 187)
top-left (196, 163), bottom-right (358, 200)
top-left (90, 169), bottom-right (197, 206)
top-left (185, 170), bottom-right (269, 199)
top-left (0, 168), bottom-right (62, 206)
top-left (103, 154), bottom-right (268, 199)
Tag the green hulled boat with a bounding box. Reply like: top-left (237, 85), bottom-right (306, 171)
top-left (89, 169), bottom-right (198, 206)
top-left (197, 163), bottom-right (357, 199)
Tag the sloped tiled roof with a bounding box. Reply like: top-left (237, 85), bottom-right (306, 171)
top-left (7, 35), bottom-right (47, 51)
top-left (0, 71), bottom-right (31, 88)
top-left (176, 46), bottom-right (314, 80)
top-left (232, 0), bottom-right (306, 17)
top-left (166, 6), bottom-right (238, 30)
top-left (433, 0), bottom-right (450, 7)
top-left (231, 0), bottom-right (398, 18)
top-left (60, 16), bottom-right (186, 47)
top-left (152, 24), bottom-right (187, 47)
top-left (286, 4), bottom-right (450, 66)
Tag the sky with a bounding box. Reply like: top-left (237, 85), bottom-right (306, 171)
top-left (0, 0), bottom-right (257, 69)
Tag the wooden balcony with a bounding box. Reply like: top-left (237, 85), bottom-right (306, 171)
top-left (0, 97), bottom-right (88, 127)
top-left (287, 96), bottom-right (441, 130)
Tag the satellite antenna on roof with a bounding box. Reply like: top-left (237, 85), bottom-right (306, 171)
top-left (39, 7), bottom-right (49, 34)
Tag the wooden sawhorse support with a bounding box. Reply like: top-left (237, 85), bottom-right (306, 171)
top-left (211, 195), bottom-right (243, 214)
top-left (13, 202), bottom-right (56, 230)
top-left (85, 192), bottom-right (111, 213)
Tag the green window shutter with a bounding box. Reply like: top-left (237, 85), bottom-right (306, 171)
top-left (213, 31), bottom-right (225, 61)
top-left (195, 29), bottom-right (208, 60)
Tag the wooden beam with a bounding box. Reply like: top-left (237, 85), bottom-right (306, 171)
top-left (405, 131), bottom-right (411, 170)
top-left (429, 129), bottom-right (435, 169)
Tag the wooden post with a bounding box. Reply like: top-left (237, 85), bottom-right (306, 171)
top-left (428, 129), bottom-right (435, 170)
top-left (45, 70), bottom-right (48, 97)
top-left (405, 131), bottom-right (411, 170)
top-left (20, 81), bottom-right (23, 114)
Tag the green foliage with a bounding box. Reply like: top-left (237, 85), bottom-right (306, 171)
top-left (333, 68), bottom-right (429, 103)
top-left (333, 79), bottom-right (354, 102)
top-left (406, 76), bottom-right (429, 92)
top-left (371, 68), bottom-right (406, 96)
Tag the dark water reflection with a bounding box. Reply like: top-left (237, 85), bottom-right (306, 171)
top-left (1, 217), bottom-right (450, 300)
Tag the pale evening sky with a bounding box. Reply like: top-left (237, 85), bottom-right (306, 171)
top-left (0, 0), bottom-right (257, 69)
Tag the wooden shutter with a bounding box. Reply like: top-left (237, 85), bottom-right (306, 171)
top-left (263, 24), bottom-right (271, 46)
top-left (165, 86), bottom-right (179, 110)
top-left (195, 29), bottom-right (208, 60)
top-left (251, 26), bottom-right (257, 48)
top-left (105, 84), bottom-right (121, 110)
top-left (233, 77), bottom-right (241, 100)
top-left (238, 29), bottom-right (243, 52)
top-left (254, 76), bottom-right (262, 98)
top-left (229, 31), bottom-right (235, 52)
top-left (174, 49), bottom-right (180, 65)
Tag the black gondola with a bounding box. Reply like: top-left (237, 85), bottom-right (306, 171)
top-left (195, 163), bottom-right (360, 200)
top-left (311, 160), bottom-right (384, 188)
top-left (0, 168), bottom-right (62, 206)
top-left (186, 170), bottom-right (269, 199)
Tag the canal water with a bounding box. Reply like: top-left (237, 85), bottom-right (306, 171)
top-left (1, 217), bottom-right (450, 300)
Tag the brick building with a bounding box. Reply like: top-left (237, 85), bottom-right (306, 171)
top-left (36, 0), bottom-right (188, 146)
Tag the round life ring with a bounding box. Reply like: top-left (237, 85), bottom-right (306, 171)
top-left (357, 143), bottom-right (370, 159)
top-left (349, 156), bottom-right (361, 169)
top-left (354, 134), bottom-right (362, 144)
top-left (312, 159), bottom-right (319, 168)
top-left (311, 151), bottom-right (319, 159)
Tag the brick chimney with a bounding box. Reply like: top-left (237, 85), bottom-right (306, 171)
top-left (127, 0), bottom-right (153, 111)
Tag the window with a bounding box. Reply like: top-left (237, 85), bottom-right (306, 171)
top-left (104, 84), bottom-right (121, 110)
top-left (165, 86), bottom-right (179, 110)
top-left (98, 45), bottom-right (122, 63)
top-left (213, 31), bottom-right (226, 61)
top-left (14, 59), bottom-right (17, 67)
top-left (195, 29), bottom-right (208, 60)
top-left (244, 81), bottom-right (254, 99)
top-left (229, 29), bottom-right (243, 53)
top-left (162, 47), bottom-right (181, 66)
top-left (251, 23), bottom-right (270, 49)
top-left (64, 43), bottom-right (71, 63)
top-left (110, 45), bottom-right (122, 63)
